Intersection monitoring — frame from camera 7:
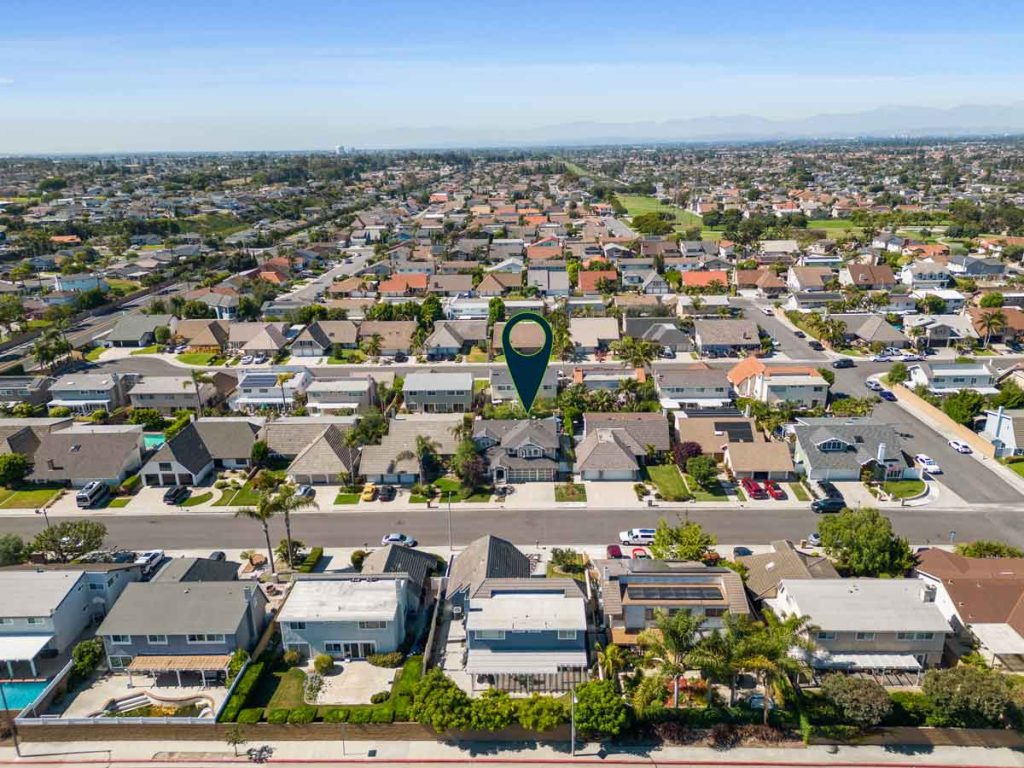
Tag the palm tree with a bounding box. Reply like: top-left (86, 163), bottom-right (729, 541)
top-left (186, 369), bottom-right (214, 417)
top-left (32, 337), bottom-right (54, 373)
top-left (739, 610), bottom-right (816, 724)
top-left (396, 435), bottom-right (441, 485)
top-left (270, 486), bottom-right (318, 569)
top-left (449, 415), bottom-right (473, 442)
top-left (979, 309), bottom-right (1006, 349)
top-left (234, 500), bottom-right (278, 574)
top-left (595, 643), bottom-right (626, 688)
top-left (590, 389), bottom-right (615, 412)
top-left (361, 333), bottom-right (383, 359)
top-left (638, 609), bottom-right (704, 707)
top-left (275, 372), bottom-right (291, 411)
top-left (686, 613), bottom-right (756, 706)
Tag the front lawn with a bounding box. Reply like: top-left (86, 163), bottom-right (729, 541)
top-left (334, 493), bottom-right (360, 505)
top-left (408, 494), bottom-right (430, 503)
top-left (176, 352), bottom-right (221, 366)
top-left (107, 497), bottom-right (131, 508)
top-left (467, 349), bottom-right (489, 363)
top-left (789, 482), bottom-right (811, 502)
top-left (328, 349), bottom-right (367, 364)
top-left (267, 667), bottom-right (306, 710)
top-left (555, 483), bottom-right (587, 502)
top-left (84, 346), bottom-right (106, 362)
top-left (433, 477), bottom-right (493, 503)
top-left (182, 492), bottom-right (213, 507)
top-left (881, 479), bottom-right (927, 499)
top-left (1006, 461), bottom-right (1024, 479)
top-left (130, 344), bottom-right (161, 356)
top-left (683, 474), bottom-right (728, 502)
top-left (213, 482), bottom-right (261, 507)
top-left (0, 486), bottom-right (62, 508)
top-left (646, 464), bottom-right (691, 501)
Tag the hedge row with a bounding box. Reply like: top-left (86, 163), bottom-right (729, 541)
top-left (296, 547), bottom-right (323, 574)
top-left (219, 661), bottom-right (264, 722)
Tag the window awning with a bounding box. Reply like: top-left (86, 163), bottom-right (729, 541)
top-left (0, 634), bottom-right (53, 662)
top-left (812, 653), bottom-right (921, 671)
top-left (465, 649), bottom-right (588, 675)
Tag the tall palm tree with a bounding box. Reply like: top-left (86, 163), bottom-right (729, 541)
top-left (590, 389), bottom-right (615, 412)
top-left (234, 500), bottom-right (278, 574)
top-left (275, 372), bottom-right (291, 411)
top-left (186, 369), bottom-right (214, 418)
top-left (396, 435), bottom-right (441, 486)
top-left (686, 613), bottom-right (756, 706)
top-left (638, 609), bottom-right (704, 707)
top-left (32, 337), bottom-right (54, 373)
top-left (595, 643), bottom-right (626, 688)
top-left (361, 333), bottom-right (383, 359)
top-left (739, 610), bottom-right (816, 724)
top-left (979, 309), bottom-right (1007, 349)
top-left (270, 486), bottom-right (318, 569)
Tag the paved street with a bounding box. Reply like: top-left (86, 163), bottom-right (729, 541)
top-left (7, 502), bottom-right (1024, 550)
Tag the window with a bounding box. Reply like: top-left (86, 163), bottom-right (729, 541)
top-left (108, 655), bottom-right (133, 669)
top-left (896, 631), bottom-right (933, 641)
top-left (159, 462), bottom-right (172, 471)
top-left (147, 635), bottom-right (168, 645)
top-left (110, 634), bottom-right (132, 644)
top-left (557, 630), bottom-right (577, 641)
top-left (325, 642), bottom-right (343, 654)
top-left (855, 632), bottom-right (875, 641)
top-left (26, 617), bottom-right (43, 625)
top-left (474, 630), bottom-right (505, 641)
top-left (0, 618), bottom-right (12, 625)
top-left (705, 607), bottom-right (727, 618)
top-left (187, 633), bottom-right (226, 644)
top-left (816, 631), bottom-right (837, 641)
top-left (358, 621), bottom-right (387, 630)
top-left (89, 583), bottom-right (103, 591)
top-left (289, 622), bottom-right (306, 630)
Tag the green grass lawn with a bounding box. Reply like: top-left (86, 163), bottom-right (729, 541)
top-left (467, 349), bottom-right (489, 363)
top-left (1006, 462), bottom-right (1024, 479)
top-left (617, 194), bottom-right (704, 230)
top-left (555, 483), bottom-right (587, 502)
top-left (646, 464), bottom-right (691, 501)
top-left (84, 346), bottom-right (106, 361)
top-left (107, 497), bottom-right (131, 508)
top-left (683, 474), bottom-right (728, 502)
top-left (434, 477), bottom-right (493, 503)
top-left (26, 319), bottom-right (53, 330)
top-left (176, 352), bottom-right (220, 366)
top-left (807, 219), bottom-right (863, 233)
top-left (328, 349), bottom-right (367, 364)
top-left (334, 493), bottom-right (360, 504)
top-left (182, 492), bottom-right (213, 507)
top-left (408, 494), bottom-right (430, 504)
top-left (789, 483), bottom-right (811, 502)
top-left (130, 344), bottom-right (161, 356)
top-left (212, 482), bottom-right (261, 507)
top-left (0, 487), bottom-right (62, 508)
top-left (106, 279), bottom-right (142, 292)
top-left (266, 667), bottom-right (306, 710)
top-left (881, 479), bottom-right (927, 499)
top-left (473, 379), bottom-right (489, 393)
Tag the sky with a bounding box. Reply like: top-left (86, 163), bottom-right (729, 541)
top-left (3, 0), bottom-right (1024, 153)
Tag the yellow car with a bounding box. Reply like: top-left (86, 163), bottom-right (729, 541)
top-left (361, 483), bottom-right (377, 502)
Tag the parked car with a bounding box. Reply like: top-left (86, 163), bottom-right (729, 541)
top-left (871, 354), bottom-right (892, 362)
top-left (808, 340), bottom-right (824, 351)
top-left (240, 355), bottom-right (254, 365)
top-left (832, 358), bottom-right (855, 369)
top-left (295, 484), bottom-right (315, 499)
top-left (901, 353), bottom-right (923, 362)
top-left (253, 354), bottom-right (267, 365)
top-left (208, 551), bottom-right (226, 561)
top-left (361, 483), bottom-right (377, 502)
top-left (807, 532), bottom-right (822, 547)
top-left (741, 477), bottom-right (768, 500)
top-left (620, 528), bottom-right (656, 545)
top-left (394, 352), bottom-right (408, 363)
top-left (865, 379), bottom-right (883, 391)
top-left (162, 485), bottom-right (190, 505)
top-left (76, 480), bottom-right (109, 509)
top-left (793, 330), bottom-right (806, 339)
top-left (381, 532), bottom-right (416, 547)
top-left (732, 546), bottom-right (753, 558)
top-left (764, 480), bottom-right (787, 500)
top-left (811, 497), bottom-right (845, 514)
top-left (761, 307), bottom-right (774, 316)
top-left (632, 548), bottom-right (651, 559)
top-left (916, 454), bottom-right (942, 474)
top-left (134, 550), bottom-right (165, 575)
top-left (606, 544), bottom-right (624, 559)
top-left (661, 346), bottom-right (676, 359)
top-left (879, 390), bottom-right (897, 402)
top-left (378, 485), bottom-right (396, 502)
top-left (744, 693), bottom-right (777, 711)
top-left (948, 440), bottom-right (972, 454)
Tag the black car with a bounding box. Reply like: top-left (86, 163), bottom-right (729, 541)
top-left (811, 497), bottom-right (845, 514)
top-left (831, 358), bottom-right (855, 369)
top-left (793, 330), bottom-right (806, 339)
top-left (808, 340), bottom-right (825, 351)
top-left (394, 352), bottom-right (408, 363)
top-left (208, 551), bottom-right (226, 561)
top-left (378, 485), bottom-right (397, 502)
top-left (163, 485), bottom-right (190, 505)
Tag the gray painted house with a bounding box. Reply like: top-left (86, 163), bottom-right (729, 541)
top-left (792, 418), bottom-right (916, 482)
top-left (473, 418), bottom-right (561, 483)
top-left (140, 422), bottom-right (215, 487)
top-left (103, 314), bottom-right (176, 348)
top-left (402, 372), bottom-right (473, 414)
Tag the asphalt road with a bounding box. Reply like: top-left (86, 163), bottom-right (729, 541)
top-left (731, 296), bottom-right (829, 362)
top-left (7, 504), bottom-right (1024, 549)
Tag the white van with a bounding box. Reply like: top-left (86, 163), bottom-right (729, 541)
top-left (76, 481), bottom-right (109, 509)
top-left (619, 528), bottom-right (656, 545)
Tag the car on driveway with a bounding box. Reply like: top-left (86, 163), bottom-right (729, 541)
top-left (361, 483), bottom-right (377, 502)
top-left (732, 546), bottom-right (753, 558)
top-left (632, 548), bottom-right (651, 559)
top-left (296, 484), bottom-right (315, 499)
top-left (381, 533), bottom-right (417, 548)
top-left (948, 440), bottom-right (972, 454)
top-left (744, 693), bottom-right (777, 711)
top-left (606, 544), bottom-right (624, 559)
top-left (879, 390), bottom-right (897, 402)
top-left (901, 353), bottom-right (923, 362)
top-left (832, 358), bottom-right (855, 369)
top-left (162, 485), bottom-right (190, 505)
top-left (741, 477), bottom-right (768, 500)
top-left (240, 355), bottom-right (254, 365)
top-left (871, 354), bottom-right (892, 362)
top-left (764, 480), bottom-right (787, 500)
top-left (915, 454), bottom-right (942, 474)
top-left (807, 532), bottom-right (822, 547)
top-left (378, 485), bottom-right (397, 502)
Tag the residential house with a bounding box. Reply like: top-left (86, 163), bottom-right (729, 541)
top-left (129, 375), bottom-right (219, 415)
top-left (227, 322), bottom-right (289, 357)
top-left (569, 317), bottom-right (620, 354)
top-left (839, 264), bottom-right (897, 290)
top-left (359, 414), bottom-right (462, 485)
top-left (305, 377), bottom-right (376, 414)
top-left (911, 288), bottom-right (966, 314)
top-left (640, 271), bottom-right (670, 295)
top-left (907, 362), bottom-right (998, 395)
top-left (153, 557), bottom-right (240, 583)
top-left (193, 418), bottom-right (262, 470)
top-left (578, 269), bottom-right (618, 296)
top-left (490, 367), bottom-right (557, 406)
top-left (792, 418), bottom-right (916, 482)
top-left (228, 369), bottom-right (312, 411)
top-left (571, 367), bottom-right (646, 392)
top-left (526, 269), bottom-right (570, 297)
top-left (693, 319), bottom-right (762, 357)
top-left (734, 269), bottom-right (786, 298)
top-left (174, 319), bottom-right (230, 353)
top-left (402, 372), bottom-right (473, 413)
top-left (473, 418), bottom-right (561, 484)
top-left (280, 577), bottom-right (410, 660)
top-left (97, 581), bottom-right (268, 679)
top-left (0, 376), bottom-right (52, 408)
top-left (378, 274), bottom-right (428, 297)
top-left (674, 415), bottom-right (761, 461)
top-left (286, 425), bottom-right (359, 485)
top-left (291, 321), bottom-right (358, 358)
top-left (428, 274), bottom-right (473, 297)
top-left (447, 535), bottom-right (532, 614)
top-left (948, 255), bottom-right (1006, 278)
top-left (423, 320), bottom-right (488, 359)
top-left (900, 261), bottom-right (950, 290)
top-left (476, 272), bottom-right (521, 297)
top-left (903, 315), bottom-right (978, 349)
top-left (259, 416), bottom-right (354, 459)
top-left (594, 559), bottom-right (750, 646)
top-left (727, 358), bottom-right (830, 409)
top-left (981, 407), bottom-right (1024, 457)
top-left (682, 270), bottom-right (729, 291)
top-left (677, 294), bottom-right (732, 317)
top-left (53, 273), bottom-right (107, 293)
top-left (786, 266), bottom-right (833, 293)
top-left (27, 424), bottom-right (144, 487)
top-left (653, 364), bottom-right (732, 410)
top-left (771, 578), bottom-right (951, 673)
top-left (724, 441), bottom-right (795, 481)
top-left (357, 321), bottom-right (418, 355)
top-left (48, 372), bottom-right (130, 414)
top-left (737, 540), bottom-right (838, 601)
top-left (576, 412), bottom-right (670, 480)
top-left (140, 422), bottom-right (215, 487)
top-left (968, 306), bottom-right (1024, 345)
top-left (103, 314), bottom-right (175, 348)
top-left (832, 314), bottom-right (910, 349)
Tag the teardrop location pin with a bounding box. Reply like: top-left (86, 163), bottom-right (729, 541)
top-left (501, 313), bottom-right (553, 414)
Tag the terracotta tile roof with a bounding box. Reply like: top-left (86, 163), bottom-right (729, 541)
top-left (683, 270), bottom-right (729, 288)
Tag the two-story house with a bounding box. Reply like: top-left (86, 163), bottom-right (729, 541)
top-left (402, 372), bottom-right (473, 413)
top-left (290, 320), bottom-right (358, 358)
top-left (900, 261), bottom-right (950, 290)
top-left (653, 364), bottom-right (732, 410)
top-left (727, 358), bottom-right (829, 410)
top-left (489, 367), bottom-right (557, 406)
top-left (48, 373), bottom-right (130, 414)
top-left (228, 369), bottom-right (312, 411)
top-left (792, 418), bottom-right (916, 482)
top-left (473, 418), bottom-right (561, 484)
top-left (907, 362), bottom-right (998, 395)
top-left (129, 375), bottom-right (219, 415)
top-left (304, 377), bottom-right (376, 414)
top-left (0, 376), bottom-right (52, 407)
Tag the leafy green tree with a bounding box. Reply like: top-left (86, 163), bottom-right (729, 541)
top-left (0, 534), bottom-right (25, 566)
top-left (32, 520), bottom-right (107, 563)
top-left (234, 500), bottom-right (278, 574)
top-left (71, 638), bottom-right (105, 678)
top-left (453, 438), bottom-right (485, 488)
top-left (942, 389), bottom-right (986, 426)
top-left (129, 408), bottom-right (166, 431)
top-left (574, 680), bottom-right (628, 738)
top-left (410, 669), bottom-right (471, 732)
top-left (922, 666), bottom-right (1010, 727)
top-left (225, 723), bottom-right (246, 757)
top-left (649, 519), bottom-right (716, 562)
top-left (886, 361), bottom-right (908, 385)
top-left (685, 455), bottom-right (718, 489)
top-left (817, 508), bottom-right (915, 577)
top-left (955, 540), bottom-right (1024, 558)
top-left (249, 440), bottom-right (269, 467)
top-left (991, 380), bottom-right (1024, 410)
top-left (469, 688), bottom-right (517, 731)
top-left (980, 292), bottom-right (1005, 308)
top-left (0, 453), bottom-right (31, 488)
top-left (487, 297), bottom-right (506, 327)
top-left (517, 693), bottom-right (568, 732)
top-left (821, 674), bottom-right (891, 728)
top-left (596, 643), bottom-right (626, 688)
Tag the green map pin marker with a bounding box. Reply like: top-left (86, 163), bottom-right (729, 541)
top-left (501, 313), bottom-right (553, 413)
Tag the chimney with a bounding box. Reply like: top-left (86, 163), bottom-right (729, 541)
top-left (920, 584), bottom-right (936, 603)
top-left (876, 442), bottom-right (887, 464)
top-left (47, 458), bottom-right (55, 470)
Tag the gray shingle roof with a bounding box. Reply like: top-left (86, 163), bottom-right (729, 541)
top-left (447, 535), bottom-right (531, 599)
top-left (97, 581), bottom-right (263, 636)
top-left (584, 412), bottom-right (670, 451)
top-left (194, 419), bottom-right (260, 460)
top-left (153, 422), bottom-right (212, 474)
top-left (793, 419), bottom-right (908, 474)
top-left (575, 429), bottom-right (640, 472)
top-left (105, 314), bottom-right (173, 343)
top-left (153, 557), bottom-right (241, 583)
top-left (361, 544), bottom-right (440, 591)
top-left (287, 425), bottom-right (358, 477)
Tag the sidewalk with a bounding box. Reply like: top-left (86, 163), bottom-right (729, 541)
top-left (3, 739), bottom-right (1024, 767)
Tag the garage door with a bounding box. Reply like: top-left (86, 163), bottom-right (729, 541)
top-left (177, 473), bottom-right (192, 485)
top-left (160, 473), bottom-right (176, 485)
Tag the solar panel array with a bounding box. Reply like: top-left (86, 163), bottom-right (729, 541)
top-left (627, 586), bottom-right (723, 601)
top-left (243, 374), bottom-right (282, 387)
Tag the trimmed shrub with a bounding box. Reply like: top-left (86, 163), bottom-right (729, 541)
top-left (367, 652), bottom-right (404, 668)
top-left (885, 691), bottom-right (932, 727)
top-left (288, 705), bottom-right (317, 725)
top-left (237, 708), bottom-right (264, 724)
top-left (219, 661), bottom-right (264, 722)
top-left (350, 549), bottom-right (368, 571)
top-left (297, 547), bottom-right (323, 574)
top-left (226, 649), bottom-right (249, 683)
top-left (283, 649), bottom-right (303, 667)
top-left (348, 708), bottom-right (372, 724)
top-left (392, 695), bottom-right (411, 722)
top-left (119, 474), bottom-right (142, 495)
top-left (370, 691), bottom-right (390, 705)
top-left (323, 708), bottom-right (349, 723)
top-left (267, 708), bottom-right (290, 724)
top-left (313, 654), bottom-right (334, 675)
top-left (370, 707), bottom-right (394, 724)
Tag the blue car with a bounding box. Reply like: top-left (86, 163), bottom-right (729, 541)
top-left (879, 390), bottom-right (897, 402)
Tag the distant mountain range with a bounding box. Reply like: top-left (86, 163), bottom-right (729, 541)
top-left (363, 102), bottom-right (1024, 148)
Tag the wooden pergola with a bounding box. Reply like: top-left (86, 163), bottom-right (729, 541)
top-left (125, 655), bottom-right (231, 688)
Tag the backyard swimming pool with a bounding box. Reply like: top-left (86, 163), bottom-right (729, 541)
top-left (143, 433), bottom-right (166, 449)
top-left (0, 680), bottom-right (47, 711)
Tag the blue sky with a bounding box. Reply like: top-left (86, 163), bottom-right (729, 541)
top-left (2, 0), bottom-right (1024, 152)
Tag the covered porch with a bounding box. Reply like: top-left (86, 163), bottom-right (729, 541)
top-left (810, 652), bottom-right (923, 686)
top-left (1, 635), bottom-right (53, 679)
top-left (465, 649), bottom-right (589, 694)
top-left (125, 654), bottom-right (231, 689)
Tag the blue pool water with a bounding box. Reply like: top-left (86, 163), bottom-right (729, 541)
top-left (0, 680), bottom-right (47, 711)
top-left (143, 433), bottom-right (166, 449)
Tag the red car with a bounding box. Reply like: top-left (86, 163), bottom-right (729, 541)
top-left (741, 477), bottom-right (768, 500)
top-left (764, 480), bottom-right (787, 501)
top-left (605, 544), bottom-right (624, 559)
top-left (632, 548), bottom-right (651, 559)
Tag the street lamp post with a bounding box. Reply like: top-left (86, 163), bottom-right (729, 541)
top-left (447, 491), bottom-right (453, 552)
top-left (0, 681), bottom-right (21, 757)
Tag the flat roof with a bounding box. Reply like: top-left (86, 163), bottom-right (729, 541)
top-left (778, 579), bottom-right (951, 633)
top-left (467, 593), bottom-right (586, 632)
top-left (279, 580), bottom-right (401, 623)
top-left (0, 634), bottom-right (53, 661)
top-left (0, 571), bottom-right (85, 618)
